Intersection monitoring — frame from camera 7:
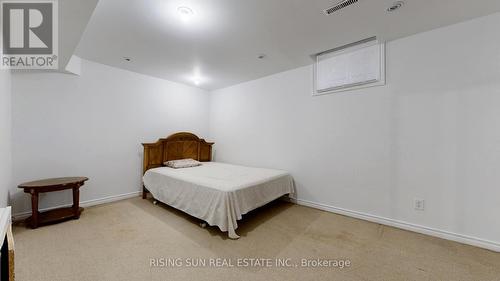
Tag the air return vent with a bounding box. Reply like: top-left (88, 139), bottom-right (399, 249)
top-left (324, 0), bottom-right (359, 15)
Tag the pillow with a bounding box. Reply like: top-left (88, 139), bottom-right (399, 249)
top-left (164, 158), bottom-right (201, 169)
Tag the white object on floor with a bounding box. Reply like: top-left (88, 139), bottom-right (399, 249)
top-left (0, 207), bottom-right (11, 243)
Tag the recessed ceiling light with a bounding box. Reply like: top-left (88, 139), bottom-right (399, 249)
top-left (187, 67), bottom-right (208, 86)
top-left (123, 57), bottom-right (132, 62)
top-left (191, 74), bottom-right (204, 86)
top-left (177, 6), bottom-right (194, 21)
top-left (387, 1), bottom-right (404, 12)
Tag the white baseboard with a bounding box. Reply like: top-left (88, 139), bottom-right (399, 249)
top-left (13, 192), bottom-right (499, 252)
top-left (288, 197), bottom-right (500, 253)
top-left (12, 191), bottom-right (142, 221)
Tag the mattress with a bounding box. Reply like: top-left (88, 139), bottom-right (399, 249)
top-left (143, 162), bottom-right (294, 239)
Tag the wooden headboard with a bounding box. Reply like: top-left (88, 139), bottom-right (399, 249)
top-left (142, 132), bottom-right (214, 174)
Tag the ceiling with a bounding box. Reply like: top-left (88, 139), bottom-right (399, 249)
top-left (74, 0), bottom-right (500, 90)
top-left (58, 0), bottom-right (99, 71)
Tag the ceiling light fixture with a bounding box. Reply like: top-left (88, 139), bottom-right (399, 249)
top-left (188, 67), bottom-right (208, 87)
top-left (177, 6), bottom-right (194, 22)
top-left (191, 74), bottom-right (204, 86)
top-left (193, 78), bottom-right (201, 86)
top-left (123, 57), bottom-right (132, 62)
top-left (257, 54), bottom-right (267, 60)
top-left (387, 1), bottom-right (404, 12)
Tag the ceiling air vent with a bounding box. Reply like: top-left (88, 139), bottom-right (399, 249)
top-left (324, 0), bottom-right (359, 15)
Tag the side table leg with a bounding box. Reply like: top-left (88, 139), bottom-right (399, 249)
top-left (30, 190), bottom-right (39, 229)
top-left (72, 186), bottom-right (80, 218)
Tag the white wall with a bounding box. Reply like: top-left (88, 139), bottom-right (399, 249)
top-left (11, 59), bottom-right (210, 215)
top-left (0, 70), bottom-right (12, 208)
top-left (209, 13), bottom-right (500, 249)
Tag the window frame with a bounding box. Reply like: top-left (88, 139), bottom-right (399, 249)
top-left (313, 37), bottom-right (386, 96)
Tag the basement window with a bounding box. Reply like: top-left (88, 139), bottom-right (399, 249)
top-left (314, 37), bottom-right (385, 95)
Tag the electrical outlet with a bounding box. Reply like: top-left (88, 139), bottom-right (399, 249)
top-left (414, 199), bottom-right (425, 211)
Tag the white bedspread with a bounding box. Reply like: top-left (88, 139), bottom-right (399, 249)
top-left (143, 162), bottom-right (294, 239)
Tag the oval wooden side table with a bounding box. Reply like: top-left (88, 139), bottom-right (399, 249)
top-left (18, 177), bottom-right (89, 229)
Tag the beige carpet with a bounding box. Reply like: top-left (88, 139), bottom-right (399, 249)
top-left (13, 197), bottom-right (500, 281)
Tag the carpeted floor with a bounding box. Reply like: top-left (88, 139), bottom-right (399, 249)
top-left (12, 197), bottom-right (500, 281)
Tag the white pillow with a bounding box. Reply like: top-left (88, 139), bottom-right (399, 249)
top-left (164, 158), bottom-right (201, 169)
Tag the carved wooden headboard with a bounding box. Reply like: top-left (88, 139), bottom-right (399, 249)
top-left (142, 132), bottom-right (214, 174)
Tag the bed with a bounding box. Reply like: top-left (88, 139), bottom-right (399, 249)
top-left (141, 132), bottom-right (294, 239)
